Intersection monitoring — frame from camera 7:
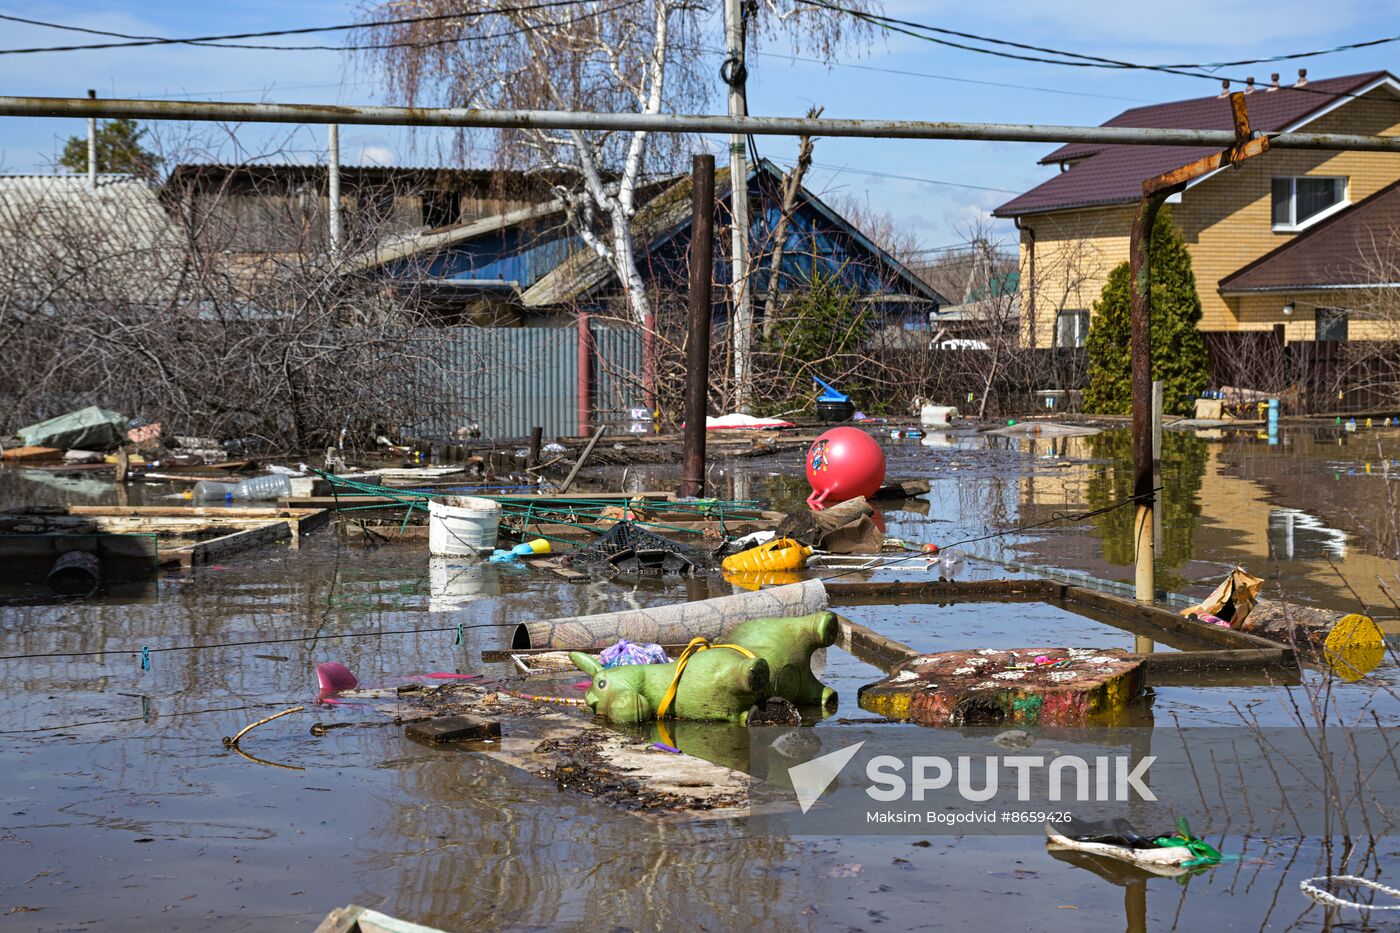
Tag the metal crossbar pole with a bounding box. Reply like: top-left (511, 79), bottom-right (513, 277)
top-left (5, 95), bottom-right (1400, 152)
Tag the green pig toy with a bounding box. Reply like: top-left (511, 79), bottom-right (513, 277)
top-left (568, 611), bottom-right (839, 724)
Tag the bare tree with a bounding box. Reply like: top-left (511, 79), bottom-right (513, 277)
top-left (761, 105), bottom-right (822, 338)
top-left (825, 190), bottom-right (924, 265)
top-left (355, 0), bottom-right (881, 402)
top-left (0, 128), bottom-right (481, 453)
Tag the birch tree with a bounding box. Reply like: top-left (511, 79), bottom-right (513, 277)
top-left (355, 0), bottom-right (879, 331)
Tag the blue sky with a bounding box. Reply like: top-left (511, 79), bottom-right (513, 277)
top-left (2, 0), bottom-right (1399, 249)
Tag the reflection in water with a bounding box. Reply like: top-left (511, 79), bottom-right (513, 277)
top-left (1267, 508), bottom-right (1347, 562)
top-left (1083, 431), bottom-right (1208, 592)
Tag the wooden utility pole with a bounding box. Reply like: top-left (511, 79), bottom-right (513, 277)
top-left (681, 155), bottom-right (716, 498)
top-left (723, 0), bottom-right (752, 409)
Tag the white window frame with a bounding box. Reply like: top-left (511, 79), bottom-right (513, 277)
top-left (1055, 309), bottom-right (1089, 349)
top-left (1272, 176), bottom-right (1349, 233)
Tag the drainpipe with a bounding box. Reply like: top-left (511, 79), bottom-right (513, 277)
top-left (327, 124), bottom-right (342, 259)
top-left (86, 89), bottom-right (96, 189)
top-left (1014, 217), bottom-right (1036, 348)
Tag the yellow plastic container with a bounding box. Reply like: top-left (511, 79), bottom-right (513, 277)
top-left (721, 537), bottom-right (812, 573)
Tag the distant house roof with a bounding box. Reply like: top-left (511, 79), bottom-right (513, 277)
top-left (1219, 180), bottom-right (1400, 292)
top-left (0, 174), bottom-right (186, 298)
top-left (993, 72), bottom-right (1397, 218)
top-left (166, 163), bottom-right (585, 197)
top-left (521, 160), bottom-right (948, 308)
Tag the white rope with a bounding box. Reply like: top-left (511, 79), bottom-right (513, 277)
top-left (1300, 875), bottom-right (1400, 910)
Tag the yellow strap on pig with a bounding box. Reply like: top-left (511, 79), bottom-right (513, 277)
top-left (655, 637), bottom-right (756, 720)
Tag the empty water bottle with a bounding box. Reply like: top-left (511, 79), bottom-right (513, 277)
top-left (192, 480), bottom-right (239, 503)
top-left (234, 474), bottom-right (292, 500)
top-left (191, 474), bottom-right (292, 503)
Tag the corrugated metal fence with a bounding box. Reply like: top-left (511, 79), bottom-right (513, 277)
top-left (414, 324), bottom-right (643, 439)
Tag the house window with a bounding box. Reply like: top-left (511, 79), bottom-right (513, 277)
top-left (1315, 307), bottom-right (1348, 342)
top-left (1056, 309), bottom-right (1089, 348)
top-left (1272, 176), bottom-right (1347, 230)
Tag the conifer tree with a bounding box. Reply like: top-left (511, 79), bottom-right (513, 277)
top-left (60, 119), bottom-right (162, 179)
top-left (1083, 208), bottom-right (1210, 414)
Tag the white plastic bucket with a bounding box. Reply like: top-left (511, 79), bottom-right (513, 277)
top-left (920, 404), bottom-right (959, 426)
top-left (427, 496), bottom-right (501, 556)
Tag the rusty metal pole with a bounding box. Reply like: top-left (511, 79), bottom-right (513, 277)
top-left (528, 426), bottom-right (543, 468)
top-left (577, 310), bottom-right (592, 435)
top-left (1129, 93), bottom-right (1267, 607)
top-left (681, 154), bottom-right (716, 498)
top-left (1130, 191), bottom-right (1168, 605)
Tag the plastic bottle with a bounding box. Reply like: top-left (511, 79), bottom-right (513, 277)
top-left (235, 474), bottom-right (293, 500)
top-left (192, 480), bottom-right (239, 502)
top-left (191, 474), bottom-right (292, 503)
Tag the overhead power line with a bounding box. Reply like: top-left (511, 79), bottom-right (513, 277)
top-left (794, 0), bottom-right (1399, 101)
top-left (684, 46), bottom-right (1149, 103)
top-left (0, 0), bottom-right (635, 54)
top-left (777, 156), bottom-right (1021, 194)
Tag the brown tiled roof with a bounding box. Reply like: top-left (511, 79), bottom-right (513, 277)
top-left (993, 72), bottom-right (1394, 218)
top-left (1219, 180), bottom-right (1400, 291)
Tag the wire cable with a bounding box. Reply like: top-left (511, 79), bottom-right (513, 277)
top-left (794, 0), bottom-right (1396, 102)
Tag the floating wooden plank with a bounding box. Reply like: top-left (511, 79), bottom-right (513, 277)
top-left (827, 578), bottom-right (1293, 660)
top-left (1059, 585), bottom-right (1286, 653)
top-left (1, 445), bottom-right (62, 461)
top-left (59, 505), bottom-right (328, 566)
top-left (834, 614), bottom-right (920, 671)
top-left (166, 520), bottom-right (290, 567)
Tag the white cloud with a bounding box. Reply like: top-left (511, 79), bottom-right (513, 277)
top-left (354, 144), bottom-right (396, 166)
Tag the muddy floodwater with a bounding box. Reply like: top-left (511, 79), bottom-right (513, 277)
top-left (3, 424), bottom-right (1398, 931)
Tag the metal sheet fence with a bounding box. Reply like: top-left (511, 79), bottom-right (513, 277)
top-left (410, 324), bottom-right (643, 440)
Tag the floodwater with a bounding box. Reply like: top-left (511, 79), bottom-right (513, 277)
top-left (3, 423), bottom-right (1399, 931)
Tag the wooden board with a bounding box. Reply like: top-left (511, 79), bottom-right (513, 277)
top-left (827, 578), bottom-right (1293, 658)
top-left (69, 505), bottom-right (331, 543)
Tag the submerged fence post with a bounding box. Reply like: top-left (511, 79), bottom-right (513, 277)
top-left (681, 154), bottom-right (716, 499)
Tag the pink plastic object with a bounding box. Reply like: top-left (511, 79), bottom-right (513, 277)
top-left (315, 662), bottom-right (359, 694)
top-left (805, 427), bottom-right (886, 509)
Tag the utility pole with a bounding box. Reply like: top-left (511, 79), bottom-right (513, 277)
top-left (1131, 92), bottom-right (1268, 605)
top-left (723, 0), bottom-right (752, 410)
top-left (327, 124), bottom-right (342, 260)
top-left (86, 89), bottom-right (96, 190)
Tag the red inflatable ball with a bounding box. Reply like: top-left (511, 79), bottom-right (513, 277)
top-left (805, 427), bottom-right (886, 509)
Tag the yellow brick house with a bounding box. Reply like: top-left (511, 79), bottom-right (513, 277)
top-left (993, 71), bottom-right (1400, 362)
